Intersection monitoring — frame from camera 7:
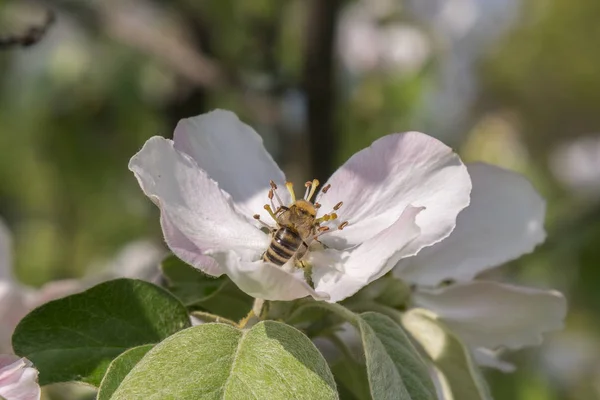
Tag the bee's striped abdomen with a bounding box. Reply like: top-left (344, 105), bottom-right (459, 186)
top-left (264, 228), bottom-right (303, 266)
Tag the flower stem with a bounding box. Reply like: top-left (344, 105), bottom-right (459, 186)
top-left (190, 311), bottom-right (238, 327)
top-left (252, 298), bottom-right (265, 318)
top-left (239, 298), bottom-right (266, 329)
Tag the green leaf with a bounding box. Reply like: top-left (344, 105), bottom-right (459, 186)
top-left (358, 312), bottom-right (437, 400)
top-left (402, 309), bottom-right (492, 400)
top-left (97, 344), bottom-right (154, 400)
top-left (161, 254), bottom-right (227, 306)
top-left (288, 301), bottom-right (436, 400)
top-left (330, 358), bottom-right (371, 400)
top-left (161, 254), bottom-right (253, 321)
top-left (196, 281), bottom-right (253, 321)
top-left (12, 279), bottom-right (191, 386)
top-left (111, 321), bottom-right (339, 399)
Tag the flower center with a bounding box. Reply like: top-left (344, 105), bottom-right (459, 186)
top-left (252, 179), bottom-right (349, 267)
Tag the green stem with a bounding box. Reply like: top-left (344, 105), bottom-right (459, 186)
top-left (190, 311), bottom-right (238, 327)
top-left (239, 298), bottom-right (266, 329)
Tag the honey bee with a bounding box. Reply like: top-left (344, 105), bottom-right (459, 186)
top-left (255, 180), bottom-right (345, 269)
top-left (263, 199), bottom-right (317, 266)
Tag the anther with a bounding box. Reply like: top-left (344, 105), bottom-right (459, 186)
top-left (303, 181), bottom-right (311, 200)
top-left (314, 202), bottom-right (321, 209)
top-left (286, 182), bottom-right (296, 203)
top-left (254, 213), bottom-right (274, 229)
top-left (338, 221), bottom-right (349, 230)
top-left (306, 179), bottom-right (320, 202)
top-left (269, 180), bottom-right (278, 190)
top-left (268, 190), bottom-right (274, 200)
top-left (333, 201), bottom-right (343, 210)
top-left (322, 184), bottom-right (331, 193)
top-left (314, 225), bottom-right (331, 240)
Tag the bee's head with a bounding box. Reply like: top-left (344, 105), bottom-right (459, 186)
top-left (291, 199), bottom-right (317, 218)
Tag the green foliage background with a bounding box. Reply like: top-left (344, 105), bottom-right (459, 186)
top-left (1, 0), bottom-right (599, 399)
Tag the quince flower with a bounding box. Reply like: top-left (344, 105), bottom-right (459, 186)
top-left (129, 110), bottom-right (472, 302)
top-left (395, 163), bottom-right (567, 371)
top-left (0, 355), bottom-right (40, 400)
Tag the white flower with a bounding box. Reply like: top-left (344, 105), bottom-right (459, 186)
top-left (0, 355), bottom-right (40, 400)
top-left (129, 109), bottom-right (472, 302)
top-left (395, 163), bottom-right (567, 371)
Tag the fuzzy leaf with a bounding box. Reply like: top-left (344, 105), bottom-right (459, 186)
top-left (358, 312), bottom-right (437, 400)
top-left (97, 344), bottom-right (154, 400)
top-left (111, 321), bottom-right (338, 399)
top-left (12, 279), bottom-right (190, 386)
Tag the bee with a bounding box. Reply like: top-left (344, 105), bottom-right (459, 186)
top-left (255, 180), bottom-right (344, 268)
top-left (263, 199), bottom-right (317, 266)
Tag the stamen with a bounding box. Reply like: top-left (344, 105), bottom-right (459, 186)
top-left (322, 184), bottom-right (331, 193)
top-left (314, 202), bottom-right (321, 209)
top-left (306, 179), bottom-right (320, 202)
top-left (338, 221), bottom-right (349, 230)
top-left (286, 182), bottom-right (296, 203)
top-left (314, 226), bottom-right (331, 240)
top-left (316, 213), bottom-right (338, 224)
top-left (333, 201), bottom-right (343, 211)
top-left (303, 181), bottom-right (312, 200)
top-left (268, 182), bottom-right (284, 207)
top-left (254, 214), bottom-right (273, 229)
top-left (264, 205), bottom-right (278, 222)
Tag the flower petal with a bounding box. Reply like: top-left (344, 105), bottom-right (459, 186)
top-left (397, 163), bottom-right (546, 286)
top-left (310, 206), bottom-right (423, 302)
top-left (316, 132), bottom-right (471, 254)
top-left (413, 281), bottom-right (567, 350)
top-left (173, 110), bottom-right (291, 220)
top-left (160, 213), bottom-right (222, 276)
top-left (0, 355), bottom-right (40, 400)
top-left (207, 250), bottom-right (328, 301)
top-left (472, 348), bottom-right (515, 373)
top-left (0, 282), bottom-right (29, 354)
top-left (129, 136), bottom-right (269, 271)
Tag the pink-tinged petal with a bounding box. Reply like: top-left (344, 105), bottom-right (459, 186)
top-left (0, 356), bottom-right (40, 400)
top-left (160, 213), bottom-right (222, 276)
top-left (129, 136), bottom-right (269, 273)
top-left (311, 206), bottom-right (423, 302)
top-left (397, 163), bottom-right (546, 286)
top-left (0, 283), bottom-right (29, 354)
top-left (173, 110), bottom-right (290, 221)
top-left (0, 218), bottom-right (12, 282)
top-left (28, 279), bottom-right (82, 309)
top-left (473, 348), bottom-right (515, 373)
top-left (207, 250), bottom-right (327, 301)
top-left (413, 281), bottom-right (567, 350)
top-left (316, 132), bottom-right (471, 255)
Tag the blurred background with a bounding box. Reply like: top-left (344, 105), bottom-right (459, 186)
top-left (1, 0), bottom-right (599, 398)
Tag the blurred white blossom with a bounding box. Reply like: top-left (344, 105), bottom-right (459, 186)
top-left (550, 134), bottom-right (600, 198)
top-left (337, 1), bottom-right (430, 75)
top-left (0, 219), bottom-right (81, 354)
top-left (395, 163), bottom-right (566, 373)
top-left (0, 355), bottom-right (40, 400)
